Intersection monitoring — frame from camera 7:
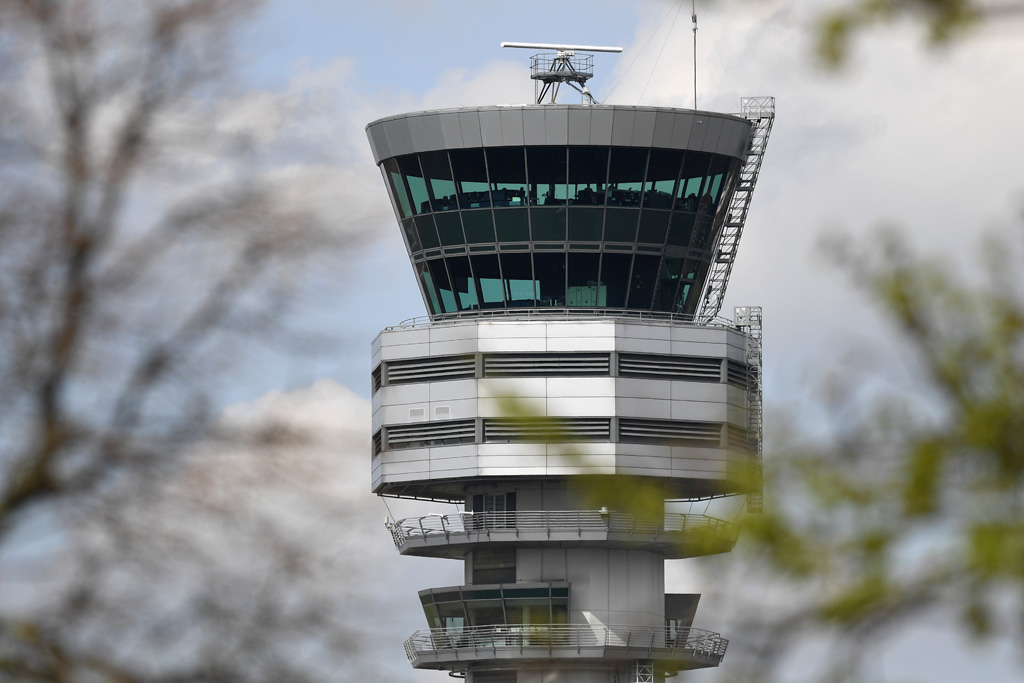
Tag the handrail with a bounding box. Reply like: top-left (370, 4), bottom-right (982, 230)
top-left (385, 309), bottom-right (736, 331)
top-left (385, 511), bottom-right (740, 549)
top-left (403, 623), bottom-right (728, 663)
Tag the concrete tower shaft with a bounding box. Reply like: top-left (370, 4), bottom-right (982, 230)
top-left (367, 100), bottom-right (772, 683)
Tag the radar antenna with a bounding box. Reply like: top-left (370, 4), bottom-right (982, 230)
top-left (501, 42), bottom-right (623, 105)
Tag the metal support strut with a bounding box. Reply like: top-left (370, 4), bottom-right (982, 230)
top-left (697, 97), bottom-right (775, 322)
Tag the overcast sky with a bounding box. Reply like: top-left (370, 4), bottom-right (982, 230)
top-left (221, 1), bottom-right (1024, 679)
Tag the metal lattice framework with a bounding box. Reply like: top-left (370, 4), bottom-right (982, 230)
top-left (697, 97), bottom-right (775, 322)
top-left (630, 660), bottom-right (655, 683)
top-left (734, 306), bottom-right (764, 513)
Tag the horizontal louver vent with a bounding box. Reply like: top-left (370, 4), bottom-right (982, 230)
top-left (385, 355), bottom-right (475, 385)
top-left (386, 419), bottom-right (476, 450)
top-left (726, 424), bottom-right (752, 451)
top-left (372, 430), bottom-right (382, 457)
top-left (484, 418), bottom-right (611, 442)
top-left (726, 360), bottom-right (750, 389)
top-left (483, 353), bottom-right (611, 377)
top-left (371, 365), bottom-right (382, 393)
top-left (618, 354), bottom-right (721, 382)
top-left (619, 419), bottom-right (722, 447)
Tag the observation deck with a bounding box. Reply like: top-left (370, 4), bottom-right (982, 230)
top-left (387, 510), bottom-right (740, 559)
top-left (404, 624), bottom-right (727, 672)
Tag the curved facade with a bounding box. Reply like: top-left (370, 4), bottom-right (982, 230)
top-left (366, 106), bottom-right (751, 318)
top-left (367, 101), bottom-right (771, 683)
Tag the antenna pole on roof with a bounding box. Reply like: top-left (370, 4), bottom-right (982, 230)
top-left (692, 0), bottom-right (698, 109)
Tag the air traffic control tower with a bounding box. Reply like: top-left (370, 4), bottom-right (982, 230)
top-left (367, 44), bottom-right (773, 683)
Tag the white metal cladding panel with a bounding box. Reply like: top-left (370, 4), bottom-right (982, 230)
top-left (427, 321), bottom-right (479, 343)
top-left (478, 376), bottom-right (548, 398)
top-left (616, 454), bottom-right (675, 472)
top-left (427, 379), bottom-right (478, 402)
top-left (726, 384), bottom-right (749, 409)
top-left (546, 335), bottom-right (617, 353)
top-left (426, 337), bottom-right (478, 356)
top-left (546, 376), bottom-right (616, 398)
top-left (429, 398), bottom-right (477, 421)
top-left (383, 382), bottom-right (430, 406)
top-left (523, 107), bottom-right (546, 144)
top-left (670, 340), bottom-right (730, 357)
top-left (372, 406), bottom-right (382, 433)
top-left (617, 322), bottom-right (673, 341)
top-left (671, 326), bottom-right (729, 343)
top-left (371, 388), bottom-right (382, 413)
top-left (439, 111), bottom-right (464, 148)
top-left (723, 118), bottom-right (751, 158)
top-left (670, 400), bottom-right (730, 423)
top-left (547, 395), bottom-right (616, 416)
top-left (545, 321), bottom-right (617, 339)
top-left (670, 114), bottom-right (694, 148)
top-left (381, 403), bottom-right (430, 425)
top-left (477, 454), bottom-right (549, 470)
top-left (478, 442), bottom-right (547, 457)
top-left (499, 108), bottom-right (525, 146)
top-left (669, 381), bottom-right (729, 402)
top-left (615, 336), bottom-right (672, 355)
top-left (727, 403), bottom-right (748, 427)
top-left (615, 397), bottom-right (672, 419)
top-left (616, 377), bottom-right (671, 399)
top-left (687, 116), bottom-right (709, 150)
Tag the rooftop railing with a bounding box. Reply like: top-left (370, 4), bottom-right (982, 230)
top-left (386, 510), bottom-right (740, 552)
top-left (404, 623), bottom-right (728, 666)
top-left (386, 308), bottom-right (736, 331)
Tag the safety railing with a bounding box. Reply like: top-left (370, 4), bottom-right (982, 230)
top-left (403, 623), bottom-right (728, 664)
top-left (385, 309), bottom-right (736, 331)
top-left (385, 511), bottom-right (740, 550)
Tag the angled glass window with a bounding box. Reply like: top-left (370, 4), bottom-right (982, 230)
top-left (462, 209), bottom-right (495, 244)
top-left (416, 261), bottom-right (442, 315)
top-left (420, 150), bottom-right (458, 212)
top-left (471, 254), bottom-right (505, 308)
top-left (607, 147), bottom-right (648, 207)
top-left (568, 207), bottom-right (604, 241)
top-left (666, 212), bottom-right (695, 247)
top-left (427, 258), bottom-right (458, 313)
top-left (533, 252), bottom-right (566, 306)
top-left (416, 215), bottom-right (441, 250)
top-left (627, 254), bottom-right (660, 309)
top-left (567, 252), bottom-right (603, 306)
top-left (637, 210), bottom-right (670, 245)
top-left (451, 148), bottom-right (491, 209)
top-left (400, 217), bottom-right (422, 253)
top-left (644, 149), bottom-right (682, 209)
top-left (397, 154), bottom-right (430, 215)
top-left (526, 146), bottom-right (568, 206)
top-left (676, 152), bottom-right (711, 212)
top-left (652, 257), bottom-right (685, 312)
top-left (601, 252), bottom-right (633, 308)
top-left (434, 212), bottom-right (465, 246)
top-left (692, 213), bottom-right (715, 250)
top-left (500, 252), bottom-right (536, 307)
top-left (494, 208), bottom-right (529, 242)
top-left (446, 256), bottom-right (479, 311)
top-left (705, 155), bottom-right (733, 210)
top-left (382, 159), bottom-right (413, 219)
top-left (486, 147), bottom-right (528, 207)
top-left (568, 146), bottom-right (608, 205)
top-left (604, 208), bottom-right (638, 243)
top-left (531, 207), bottom-right (566, 241)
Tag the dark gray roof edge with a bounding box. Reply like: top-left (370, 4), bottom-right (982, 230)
top-left (364, 104), bottom-right (747, 130)
top-left (364, 104), bottom-right (753, 164)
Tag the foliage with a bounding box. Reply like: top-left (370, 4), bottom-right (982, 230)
top-left (725, 230), bottom-right (1024, 680)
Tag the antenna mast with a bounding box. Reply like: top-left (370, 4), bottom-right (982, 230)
top-left (501, 42), bottom-right (623, 105)
top-left (692, 0), bottom-right (698, 109)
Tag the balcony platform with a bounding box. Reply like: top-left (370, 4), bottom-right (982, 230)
top-left (386, 511), bottom-right (740, 559)
top-left (404, 624), bottom-right (727, 672)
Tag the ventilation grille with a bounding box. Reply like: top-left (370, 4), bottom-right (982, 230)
top-left (618, 354), bottom-right (722, 382)
top-left (619, 418), bottom-right (722, 447)
top-left (385, 355), bottom-right (475, 385)
top-left (484, 418), bottom-right (611, 442)
top-left (371, 365), bottom-right (382, 393)
top-left (726, 360), bottom-right (750, 389)
top-left (372, 430), bottom-right (382, 457)
top-left (483, 353), bottom-right (611, 377)
top-left (727, 424), bottom-right (752, 451)
top-left (385, 419), bottom-right (476, 450)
